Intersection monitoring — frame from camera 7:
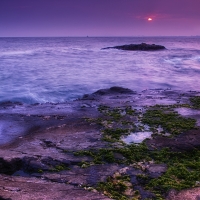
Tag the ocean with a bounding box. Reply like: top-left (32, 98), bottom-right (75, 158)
top-left (0, 37), bottom-right (200, 104)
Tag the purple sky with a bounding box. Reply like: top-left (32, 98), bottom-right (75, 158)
top-left (1, 0), bottom-right (200, 37)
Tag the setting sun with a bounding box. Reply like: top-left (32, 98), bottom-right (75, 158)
top-left (148, 18), bottom-right (152, 21)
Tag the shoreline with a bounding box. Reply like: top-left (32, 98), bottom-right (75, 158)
top-left (1, 87), bottom-right (200, 200)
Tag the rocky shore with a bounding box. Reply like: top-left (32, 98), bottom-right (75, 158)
top-left (0, 87), bottom-right (200, 200)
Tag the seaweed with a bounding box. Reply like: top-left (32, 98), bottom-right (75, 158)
top-left (190, 96), bottom-right (200, 109)
top-left (142, 108), bottom-right (196, 136)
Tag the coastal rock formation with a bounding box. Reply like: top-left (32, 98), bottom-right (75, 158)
top-left (0, 87), bottom-right (200, 199)
top-left (102, 43), bottom-right (166, 51)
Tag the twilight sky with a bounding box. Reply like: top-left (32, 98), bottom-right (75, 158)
top-left (1, 0), bottom-right (200, 37)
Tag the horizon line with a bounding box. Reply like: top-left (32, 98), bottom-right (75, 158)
top-left (0, 35), bottom-right (200, 38)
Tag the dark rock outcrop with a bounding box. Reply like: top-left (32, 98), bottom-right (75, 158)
top-left (94, 86), bottom-right (135, 95)
top-left (102, 43), bottom-right (166, 51)
top-left (81, 86), bottom-right (135, 100)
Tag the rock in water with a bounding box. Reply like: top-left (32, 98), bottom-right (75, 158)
top-left (102, 43), bottom-right (166, 51)
top-left (94, 86), bottom-right (135, 95)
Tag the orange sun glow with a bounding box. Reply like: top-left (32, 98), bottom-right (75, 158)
top-left (148, 18), bottom-right (152, 21)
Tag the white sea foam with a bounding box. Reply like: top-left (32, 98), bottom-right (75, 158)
top-left (0, 50), bottom-right (35, 56)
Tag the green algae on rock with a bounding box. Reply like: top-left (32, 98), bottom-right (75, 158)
top-left (190, 96), bottom-right (200, 109)
top-left (142, 107), bottom-right (196, 136)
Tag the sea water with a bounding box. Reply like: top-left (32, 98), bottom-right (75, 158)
top-left (0, 37), bottom-right (200, 104)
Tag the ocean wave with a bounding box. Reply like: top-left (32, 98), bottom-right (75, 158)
top-left (0, 37), bottom-right (200, 103)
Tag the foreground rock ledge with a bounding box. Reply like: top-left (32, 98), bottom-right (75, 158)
top-left (0, 87), bottom-right (200, 200)
top-left (102, 43), bottom-right (166, 51)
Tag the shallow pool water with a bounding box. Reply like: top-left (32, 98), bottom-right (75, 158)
top-left (121, 131), bottom-right (152, 144)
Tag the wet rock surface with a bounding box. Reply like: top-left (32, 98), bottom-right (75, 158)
top-left (0, 87), bottom-right (200, 199)
top-left (102, 43), bottom-right (166, 51)
top-left (146, 129), bottom-right (200, 151)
